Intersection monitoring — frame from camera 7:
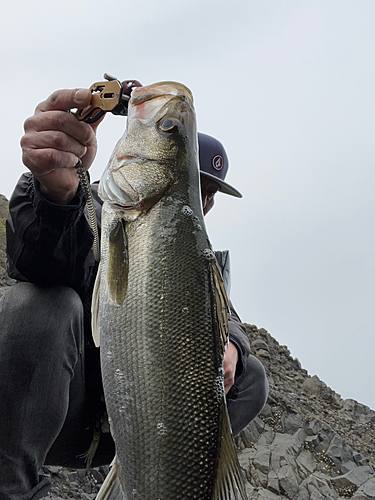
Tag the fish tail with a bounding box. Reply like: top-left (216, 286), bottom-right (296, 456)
top-left (213, 400), bottom-right (248, 500)
top-left (96, 458), bottom-right (125, 500)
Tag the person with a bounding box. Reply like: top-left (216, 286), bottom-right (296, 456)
top-left (0, 88), bottom-right (268, 499)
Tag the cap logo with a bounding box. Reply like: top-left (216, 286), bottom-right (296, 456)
top-left (212, 154), bottom-right (224, 171)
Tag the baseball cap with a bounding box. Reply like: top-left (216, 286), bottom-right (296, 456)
top-left (198, 132), bottom-right (242, 198)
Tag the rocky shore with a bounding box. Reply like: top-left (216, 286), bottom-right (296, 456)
top-left (1, 195), bottom-right (374, 499)
top-left (239, 325), bottom-right (375, 500)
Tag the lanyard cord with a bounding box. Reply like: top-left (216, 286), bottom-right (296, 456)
top-left (75, 159), bottom-right (100, 262)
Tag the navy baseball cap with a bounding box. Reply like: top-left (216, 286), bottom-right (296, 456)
top-left (198, 133), bottom-right (242, 198)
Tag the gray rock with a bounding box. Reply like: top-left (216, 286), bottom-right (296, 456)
top-left (331, 466), bottom-right (374, 489)
top-left (258, 427), bottom-right (276, 446)
top-left (257, 487), bottom-right (282, 500)
top-left (238, 447), bottom-right (256, 472)
top-left (354, 452), bottom-right (370, 467)
top-left (283, 413), bottom-right (304, 435)
top-left (357, 478), bottom-right (375, 499)
top-left (326, 435), bottom-right (343, 463)
top-left (260, 404), bottom-right (274, 420)
top-left (305, 434), bottom-right (320, 450)
top-left (342, 461), bottom-right (363, 474)
top-left (303, 378), bottom-right (321, 396)
top-left (300, 472), bottom-right (338, 500)
top-left (306, 420), bottom-right (321, 437)
top-left (267, 470), bottom-right (280, 494)
top-left (278, 464), bottom-right (300, 498)
top-left (296, 450), bottom-right (317, 479)
top-left (295, 485), bottom-right (310, 500)
top-left (240, 416), bottom-right (269, 447)
top-left (254, 445), bottom-right (271, 474)
top-left (245, 482), bottom-right (257, 498)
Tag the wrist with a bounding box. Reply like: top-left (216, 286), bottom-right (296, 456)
top-left (38, 182), bottom-right (79, 205)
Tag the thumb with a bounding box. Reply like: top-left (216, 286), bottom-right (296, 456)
top-left (74, 88), bottom-right (92, 107)
top-left (37, 88), bottom-right (92, 113)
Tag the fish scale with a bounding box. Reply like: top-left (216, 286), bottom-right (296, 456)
top-left (93, 82), bottom-right (247, 500)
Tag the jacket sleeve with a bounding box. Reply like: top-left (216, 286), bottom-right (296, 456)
top-left (227, 300), bottom-right (251, 377)
top-left (6, 172), bottom-right (99, 295)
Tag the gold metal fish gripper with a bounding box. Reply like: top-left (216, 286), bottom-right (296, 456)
top-left (73, 74), bottom-right (142, 262)
top-left (74, 73), bottom-right (142, 124)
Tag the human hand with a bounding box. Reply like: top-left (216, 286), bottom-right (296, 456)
top-left (21, 88), bottom-right (103, 205)
top-left (223, 341), bottom-right (239, 395)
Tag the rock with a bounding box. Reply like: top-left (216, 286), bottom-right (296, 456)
top-left (283, 413), bottom-right (305, 435)
top-left (238, 447), bottom-right (257, 471)
top-left (278, 464), bottom-right (300, 498)
top-left (297, 450), bottom-right (317, 478)
top-left (254, 445), bottom-right (271, 474)
top-left (354, 478), bottom-right (375, 499)
top-left (299, 472), bottom-right (338, 500)
top-left (257, 487), bottom-right (282, 500)
top-left (267, 470), bottom-right (280, 494)
top-left (331, 466), bottom-right (374, 492)
top-left (303, 377), bottom-right (321, 396)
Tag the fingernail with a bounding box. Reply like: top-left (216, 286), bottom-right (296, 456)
top-left (75, 88), bottom-right (90, 102)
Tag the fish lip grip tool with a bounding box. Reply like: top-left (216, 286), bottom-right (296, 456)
top-left (73, 75), bottom-right (142, 261)
top-left (74, 74), bottom-right (142, 124)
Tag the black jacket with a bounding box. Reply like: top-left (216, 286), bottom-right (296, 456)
top-left (6, 173), bottom-right (251, 374)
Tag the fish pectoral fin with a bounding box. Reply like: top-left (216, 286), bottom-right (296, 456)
top-left (91, 261), bottom-right (101, 348)
top-left (96, 457), bottom-right (126, 500)
top-left (213, 401), bottom-right (248, 500)
top-left (108, 219), bottom-right (129, 305)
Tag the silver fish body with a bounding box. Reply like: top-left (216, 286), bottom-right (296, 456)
top-left (93, 82), bottom-right (246, 500)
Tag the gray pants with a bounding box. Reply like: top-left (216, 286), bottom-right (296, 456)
top-left (0, 282), bottom-right (268, 500)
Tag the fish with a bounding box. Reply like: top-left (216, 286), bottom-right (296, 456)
top-left (93, 81), bottom-right (247, 500)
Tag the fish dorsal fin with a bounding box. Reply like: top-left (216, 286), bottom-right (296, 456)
top-left (96, 458), bottom-right (126, 500)
top-left (211, 255), bottom-right (247, 499)
top-left (213, 401), bottom-right (248, 500)
top-left (108, 218), bottom-right (129, 306)
top-left (212, 256), bottom-right (230, 355)
top-left (91, 261), bottom-right (101, 347)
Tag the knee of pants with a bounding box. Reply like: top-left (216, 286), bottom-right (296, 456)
top-left (0, 282), bottom-right (84, 354)
top-left (246, 354), bottom-right (269, 411)
top-left (228, 354), bottom-right (269, 415)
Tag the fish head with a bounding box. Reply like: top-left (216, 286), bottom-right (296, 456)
top-left (99, 82), bottom-right (199, 215)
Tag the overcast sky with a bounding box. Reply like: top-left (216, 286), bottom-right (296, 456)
top-left (1, 0), bottom-right (374, 410)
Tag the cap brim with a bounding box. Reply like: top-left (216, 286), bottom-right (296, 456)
top-left (200, 172), bottom-right (242, 198)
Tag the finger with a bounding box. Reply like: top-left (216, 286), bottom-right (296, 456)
top-left (22, 130), bottom-right (88, 159)
top-left (90, 112), bottom-right (106, 133)
top-left (22, 147), bottom-right (79, 176)
top-left (224, 379), bottom-right (234, 395)
top-left (36, 88), bottom-right (92, 114)
top-left (223, 364), bottom-right (235, 395)
top-left (24, 110), bottom-right (94, 147)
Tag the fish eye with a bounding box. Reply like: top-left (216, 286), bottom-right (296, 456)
top-left (159, 117), bottom-right (180, 132)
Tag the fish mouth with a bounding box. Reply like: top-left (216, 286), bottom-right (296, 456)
top-left (130, 82), bottom-right (193, 106)
top-left (128, 82), bottom-right (193, 123)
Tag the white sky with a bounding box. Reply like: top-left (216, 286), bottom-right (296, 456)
top-left (1, 0), bottom-right (374, 409)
